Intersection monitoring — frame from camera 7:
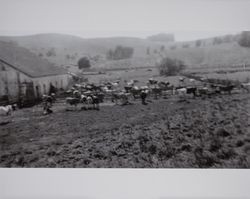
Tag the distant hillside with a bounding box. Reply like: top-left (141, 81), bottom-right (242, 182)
top-left (0, 40), bottom-right (66, 77)
top-left (0, 33), bottom-right (169, 67)
top-left (0, 33), bottom-right (249, 71)
top-left (147, 33), bottom-right (175, 42)
top-left (160, 40), bottom-right (250, 68)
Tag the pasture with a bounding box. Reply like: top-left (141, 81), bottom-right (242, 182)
top-left (186, 66), bottom-right (250, 82)
top-left (0, 67), bottom-right (250, 167)
top-left (86, 67), bottom-right (182, 87)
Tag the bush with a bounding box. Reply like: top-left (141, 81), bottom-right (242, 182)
top-left (195, 40), bottom-right (202, 47)
top-left (146, 47), bottom-right (150, 55)
top-left (170, 45), bottom-right (176, 50)
top-left (46, 48), bottom-right (56, 57)
top-left (238, 31), bottom-right (250, 47)
top-left (182, 43), bottom-right (190, 48)
top-left (77, 57), bottom-right (91, 69)
top-left (213, 37), bottom-right (223, 45)
top-left (158, 57), bottom-right (186, 76)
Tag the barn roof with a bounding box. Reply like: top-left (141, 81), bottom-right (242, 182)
top-left (0, 41), bottom-right (67, 78)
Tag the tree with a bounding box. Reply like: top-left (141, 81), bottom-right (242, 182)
top-left (78, 57), bottom-right (91, 69)
top-left (222, 34), bottom-right (233, 43)
top-left (106, 49), bottom-right (114, 60)
top-left (158, 57), bottom-right (186, 76)
top-left (106, 45), bottom-right (134, 60)
top-left (146, 47), bottom-right (151, 55)
top-left (182, 43), bottom-right (190, 48)
top-left (160, 45), bottom-right (165, 52)
top-left (66, 54), bottom-right (71, 60)
top-left (195, 40), bottom-right (202, 47)
top-left (238, 31), bottom-right (250, 47)
top-left (46, 48), bottom-right (56, 57)
top-left (170, 45), bottom-right (176, 50)
top-left (213, 37), bottom-right (223, 45)
top-left (38, 53), bottom-right (43, 57)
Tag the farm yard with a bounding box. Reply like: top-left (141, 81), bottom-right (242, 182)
top-left (1, 69), bottom-right (250, 168)
top-left (1, 31), bottom-right (250, 168)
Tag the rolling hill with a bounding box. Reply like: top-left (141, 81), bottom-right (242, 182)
top-left (160, 41), bottom-right (250, 68)
top-left (0, 33), bottom-right (169, 67)
top-left (0, 33), bottom-right (250, 71)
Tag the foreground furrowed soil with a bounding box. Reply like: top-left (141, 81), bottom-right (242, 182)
top-left (0, 93), bottom-right (250, 168)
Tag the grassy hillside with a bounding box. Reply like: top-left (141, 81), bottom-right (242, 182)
top-left (0, 40), bottom-right (65, 77)
top-left (162, 42), bottom-right (250, 68)
top-left (0, 33), bottom-right (168, 67)
top-left (0, 33), bottom-right (250, 71)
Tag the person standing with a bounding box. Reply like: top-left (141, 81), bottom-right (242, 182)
top-left (140, 90), bottom-right (147, 105)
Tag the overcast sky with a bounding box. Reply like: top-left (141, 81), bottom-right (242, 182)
top-left (0, 0), bottom-right (249, 41)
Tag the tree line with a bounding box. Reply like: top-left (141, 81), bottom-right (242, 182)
top-left (106, 45), bottom-right (134, 60)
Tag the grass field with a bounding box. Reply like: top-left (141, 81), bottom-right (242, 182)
top-left (186, 66), bottom-right (250, 82)
top-left (1, 92), bottom-right (249, 167)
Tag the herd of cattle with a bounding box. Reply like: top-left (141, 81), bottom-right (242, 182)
top-left (1, 76), bottom-right (250, 116)
top-left (47, 76), bottom-right (250, 114)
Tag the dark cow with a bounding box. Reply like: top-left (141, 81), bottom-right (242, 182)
top-left (148, 78), bottom-right (158, 85)
top-left (111, 92), bottom-right (130, 105)
top-left (219, 84), bottom-right (235, 94)
top-left (151, 86), bottom-right (162, 99)
top-left (186, 87), bottom-right (197, 97)
top-left (66, 97), bottom-right (80, 110)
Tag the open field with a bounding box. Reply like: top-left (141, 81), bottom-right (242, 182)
top-left (1, 83), bottom-right (250, 167)
top-left (186, 66), bottom-right (250, 82)
top-left (85, 67), bottom-right (182, 87)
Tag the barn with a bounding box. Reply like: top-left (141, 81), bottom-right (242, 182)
top-left (0, 41), bottom-right (70, 105)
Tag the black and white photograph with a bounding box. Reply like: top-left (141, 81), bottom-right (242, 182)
top-left (0, 0), bottom-right (250, 168)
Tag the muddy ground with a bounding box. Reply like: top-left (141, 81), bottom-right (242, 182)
top-left (0, 93), bottom-right (250, 168)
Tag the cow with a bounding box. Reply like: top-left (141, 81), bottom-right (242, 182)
top-left (186, 87), bottom-right (197, 98)
top-left (65, 97), bottom-right (80, 110)
top-left (219, 84), bottom-right (235, 94)
top-left (86, 95), bottom-right (94, 109)
top-left (197, 87), bottom-right (209, 96)
top-left (111, 92), bottom-right (130, 105)
top-left (130, 86), bottom-right (142, 99)
top-left (151, 86), bottom-right (162, 99)
top-left (148, 78), bottom-right (158, 85)
top-left (0, 105), bottom-right (13, 116)
top-left (176, 87), bottom-right (187, 95)
top-left (241, 82), bottom-right (250, 93)
top-left (80, 94), bottom-right (88, 110)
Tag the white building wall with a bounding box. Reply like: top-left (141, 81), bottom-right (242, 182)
top-left (31, 74), bottom-right (70, 97)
